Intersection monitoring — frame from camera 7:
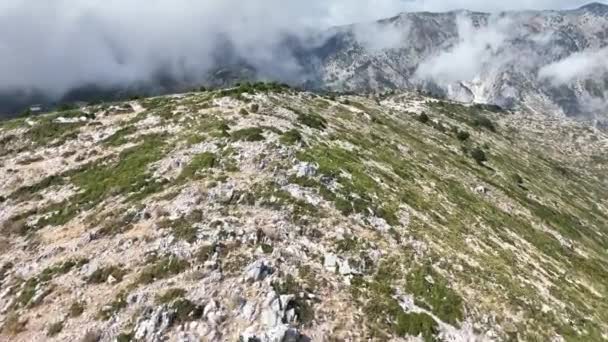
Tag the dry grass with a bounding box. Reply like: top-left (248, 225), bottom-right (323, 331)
top-left (2, 313), bottom-right (27, 336)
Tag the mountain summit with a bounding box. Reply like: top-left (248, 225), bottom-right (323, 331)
top-left (578, 2), bottom-right (608, 13)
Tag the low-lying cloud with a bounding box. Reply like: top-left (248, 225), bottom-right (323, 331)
top-left (414, 15), bottom-right (512, 83)
top-left (539, 47), bottom-right (608, 85)
top-left (0, 0), bottom-right (604, 105)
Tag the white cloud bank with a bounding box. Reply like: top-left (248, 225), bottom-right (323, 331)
top-left (539, 47), bottom-right (608, 84)
top-left (0, 0), bottom-right (603, 97)
top-left (414, 15), bottom-right (512, 83)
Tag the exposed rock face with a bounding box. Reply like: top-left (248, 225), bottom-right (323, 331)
top-left (0, 85), bottom-right (607, 341)
top-left (299, 3), bottom-right (608, 119)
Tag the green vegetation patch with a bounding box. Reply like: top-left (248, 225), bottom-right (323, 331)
top-left (456, 130), bottom-right (470, 142)
top-left (297, 111), bottom-right (328, 130)
top-left (280, 129), bottom-right (303, 145)
top-left (86, 265), bottom-right (128, 284)
top-left (217, 82), bottom-right (290, 98)
top-left (102, 125), bottom-right (137, 146)
top-left (39, 258), bottom-right (89, 282)
top-left (472, 116), bottom-right (497, 132)
top-left (404, 265), bottom-right (464, 325)
top-left (98, 292), bottom-right (128, 320)
top-left (179, 152), bottom-right (217, 180)
top-left (470, 147), bottom-right (487, 165)
top-left (230, 127), bottom-right (265, 142)
top-left (38, 135), bottom-right (167, 227)
top-left (24, 114), bottom-right (87, 147)
top-left (351, 260), bottom-right (439, 341)
top-left (252, 182), bottom-right (317, 222)
top-left (14, 278), bottom-right (48, 309)
top-left (11, 258), bottom-right (88, 309)
top-left (156, 288), bottom-right (187, 304)
top-left (170, 298), bottom-right (204, 323)
top-left (295, 145), bottom-right (399, 225)
top-left (46, 321), bottom-right (64, 337)
top-left (273, 274), bottom-right (315, 326)
top-left (158, 210), bottom-right (203, 243)
top-left (69, 301), bottom-right (86, 317)
top-left (133, 255), bottom-right (190, 286)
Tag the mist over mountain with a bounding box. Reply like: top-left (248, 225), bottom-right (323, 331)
top-left (1, 1), bottom-right (607, 118)
top-left (308, 2), bottom-right (608, 119)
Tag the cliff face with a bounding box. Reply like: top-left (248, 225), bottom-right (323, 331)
top-left (1, 84), bottom-right (607, 341)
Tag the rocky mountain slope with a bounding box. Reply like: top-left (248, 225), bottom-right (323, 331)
top-left (302, 3), bottom-right (608, 120)
top-left (1, 84), bottom-right (607, 341)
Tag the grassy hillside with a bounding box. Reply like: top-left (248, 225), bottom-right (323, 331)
top-left (1, 84), bottom-right (607, 341)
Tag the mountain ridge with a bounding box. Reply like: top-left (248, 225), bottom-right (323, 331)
top-left (1, 84), bottom-right (607, 341)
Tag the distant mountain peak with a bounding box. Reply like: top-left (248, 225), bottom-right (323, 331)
top-left (578, 2), bottom-right (608, 13)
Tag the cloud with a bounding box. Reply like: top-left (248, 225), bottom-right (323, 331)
top-left (0, 0), bottom-right (603, 102)
top-left (402, 0), bottom-right (596, 12)
top-left (538, 48), bottom-right (608, 85)
top-left (351, 20), bottom-right (410, 51)
top-left (414, 15), bottom-right (513, 83)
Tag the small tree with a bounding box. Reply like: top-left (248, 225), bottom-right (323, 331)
top-left (473, 116), bottom-right (496, 132)
top-left (456, 130), bottom-right (470, 141)
top-left (471, 148), bottom-right (487, 165)
top-left (417, 112), bottom-right (429, 124)
top-left (511, 173), bottom-right (524, 185)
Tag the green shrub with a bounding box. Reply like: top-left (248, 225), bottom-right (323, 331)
top-left (417, 112), bottom-right (429, 124)
top-left (456, 130), bottom-right (470, 141)
top-left (297, 112), bottom-right (327, 130)
top-left (180, 152), bottom-right (217, 180)
top-left (261, 244), bottom-right (274, 254)
top-left (472, 116), bottom-right (496, 132)
top-left (103, 125), bottom-right (137, 146)
top-left (20, 108), bottom-right (33, 117)
top-left (69, 301), bottom-right (86, 317)
top-left (280, 129), bottom-right (303, 145)
top-left (116, 332), bottom-right (134, 342)
top-left (171, 298), bottom-right (204, 323)
top-left (195, 244), bottom-right (216, 263)
top-left (230, 127), bottom-right (265, 142)
top-left (511, 173), bottom-right (524, 185)
top-left (134, 256), bottom-right (190, 286)
top-left (395, 312), bottom-right (438, 340)
top-left (39, 135), bottom-right (167, 227)
top-left (273, 274), bottom-right (301, 295)
top-left (159, 212), bottom-right (201, 243)
top-left (97, 293), bottom-right (127, 320)
top-left (405, 265), bottom-right (464, 325)
top-left (87, 265), bottom-right (127, 284)
top-left (156, 288), bottom-right (187, 304)
top-left (47, 321), bottom-right (64, 337)
top-left (39, 258), bottom-right (88, 282)
top-left (25, 117), bottom-right (84, 147)
top-left (470, 148), bottom-right (487, 165)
